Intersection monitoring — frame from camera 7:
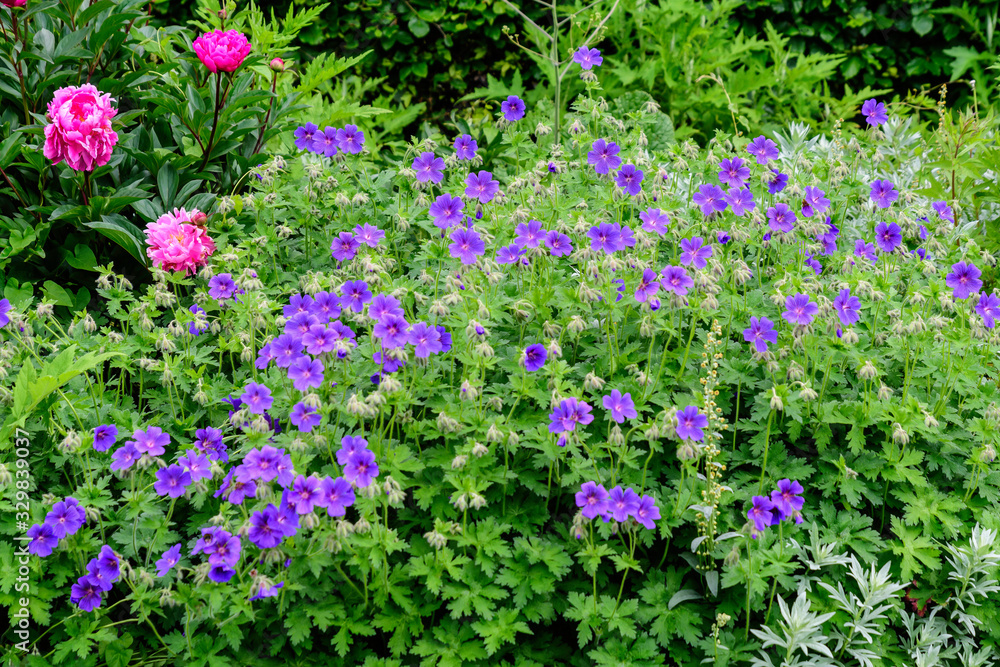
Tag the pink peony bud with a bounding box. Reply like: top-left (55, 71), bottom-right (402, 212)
top-left (192, 29), bottom-right (251, 73)
top-left (42, 84), bottom-right (119, 172)
top-left (144, 208), bottom-right (216, 274)
top-left (269, 57), bottom-right (285, 72)
top-left (1, 0), bottom-right (27, 7)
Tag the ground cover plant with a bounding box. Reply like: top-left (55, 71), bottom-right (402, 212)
top-left (2, 1), bottom-right (1000, 665)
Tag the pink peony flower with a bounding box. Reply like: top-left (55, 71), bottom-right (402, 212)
top-left (1, 0), bottom-right (27, 7)
top-left (193, 30), bottom-right (251, 73)
top-left (144, 208), bottom-right (216, 274)
top-left (42, 84), bottom-right (118, 171)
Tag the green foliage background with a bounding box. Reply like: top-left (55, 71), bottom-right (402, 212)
top-left (153, 0), bottom-right (1000, 138)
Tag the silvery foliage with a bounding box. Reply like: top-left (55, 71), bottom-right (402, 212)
top-left (750, 525), bottom-right (1000, 667)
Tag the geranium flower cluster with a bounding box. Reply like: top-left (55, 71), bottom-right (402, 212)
top-left (575, 482), bottom-right (660, 529)
top-left (69, 546), bottom-right (120, 611)
top-left (746, 479), bottom-right (805, 538)
top-left (26, 497), bottom-right (86, 557)
top-left (293, 123), bottom-right (366, 156)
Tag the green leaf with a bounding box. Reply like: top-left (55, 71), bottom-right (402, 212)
top-left (911, 14), bottom-right (934, 36)
top-left (85, 215), bottom-right (148, 266)
top-left (157, 161), bottom-right (178, 208)
top-left (41, 281), bottom-right (73, 307)
top-left (65, 244), bottom-right (100, 272)
top-left (408, 17), bottom-right (430, 38)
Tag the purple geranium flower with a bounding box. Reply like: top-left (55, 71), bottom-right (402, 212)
top-left (337, 435), bottom-right (368, 466)
top-left (241, 382), bottom-right (274, 415)
top-left (976, 293), bottom-right (1000, 328)
top-left (588, 222), bottom-right (623, 254)
top-left (675, 406), bottom-right (708, 441)
top-left (290, 402), bottom-right (322, 432)
top-left (500, 95), bottom-right (526, 121)
top-left (208, 273), bottom-right (238, 301)
top-left (767, 169), bottom-right (788, 194)
top-left (353, 223), bottom-right (384, 248)
top-left (408, 321), bottom-right (443, 358)
top-left (769, 479), bottom-right (805, 520)
top-left (614, 164), bottom-right (644, 196)
top-left (747, 495), bottom-right (775, 532)
top-left (725, 187), bottom-right (755, 216)
top-left (129, 426), bottom-right (169, 457)
top-left (874, 221), bottom-right (902, 252)
top-left (464, 171), bottom-right (500, 203)
top-left (311, 126), bottom-right (339, 157)
top-left (861, 99), bottom-right (888, 127)
top-left (178, 450), bottom-right (212, 482)
top-left (544, 231), bottom-right (573, 257)
top-left (287, 356), bottom-right (325, 392)
top-left (496, 243), bottom-right (525, 265)
top-left (679, 237), bottom-right (712, 269)
top-left (294, 122), bottom-right (318, 151)
top-left (607, 486), bottom-right (640, 522)
top-left (449, 227), bottom-right (486, 265)
top-left (548, 397), bottom-right (594, 434)
top-left (869, 180), bottom-right (898, 208)
top-left (248, 506), bottom-right (284, 549)
top-left (340, 280), bottom-right (372, 313)
top-left (782, 293), bottom-right (818, 326)
top-left (0, 299), bottom-right (10, 328)
top-left (634, 268), bottom-right (661, 303)
top-left (514, 219), bottom-right (546, 249)
top-left (587, 139), bottom-right (622, 175)
top-left (187, 304), bottom-right (208, 336)
top-left (801, 186), bottom-right (830, 218)
top-left (70, 576), bottom-right (103, 611)
top-left (27, 523), bottom-right (59, 557)
top-left (932, 200), bottom-right (954, 224)
top-left (336, 124), bottom-right (365, 154)
top-left (634, 495), bottom-right (660, 529)
top-left (743, 316), bottom-right (778, 354)
top-left (154, 464), bottom-right (192, 498)
top-left (945, 261), bottom-right (983, 300)
top-left (289, 475), bottom-right (323, 515)
top-left (523, 343), bottom-right (547, 372)
top-left (767, 203), bottom-right (796, 233)
top-left (660, 265), bottom-right (693, 296)
top-left (319, 476), bottom-right (355, 517)
top-left (331, 232), bottom-right (360, 263)
top-left (602, 389), bottom-right (637, 424)
top-left (833, 288), bottom-right (861, 326)
top-left (344, 449), bottom-right (379, 488)
top-left (573, 45), bottom-right (603, 69)
top-left (93, 425), bottom-right (118, 452)
top-left (454, 134), bottom-right (478, 160)
top-left (110, 442), bottom-right (140, 472)
top-left (854, 239), bottom-right (878, 264)
top-left (692, 184), bottom-right (728, 216)
top-left (718, 157), bottom-right (750, 188)
top-left (429, 193), bottom-right (465, 230)
top-left (746, 135), bottom-right (779, 164)
top-left (155, 544), bottom-right (182, 577)
top-left (575, 482), bottom-right (609, 520)
top-left (373, 314), bottom-right (410, 349)
top-left (412, 151), bottom-right (445, 183)
top-left (639, 208), bottom-right (670, 235)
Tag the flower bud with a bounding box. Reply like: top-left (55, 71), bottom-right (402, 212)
top-left (584, 373), bottom-right (605, 391)
top-left (769, 388), bottom-right (784, 412)
top-left (269, 57), bottom-right (286, 72)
